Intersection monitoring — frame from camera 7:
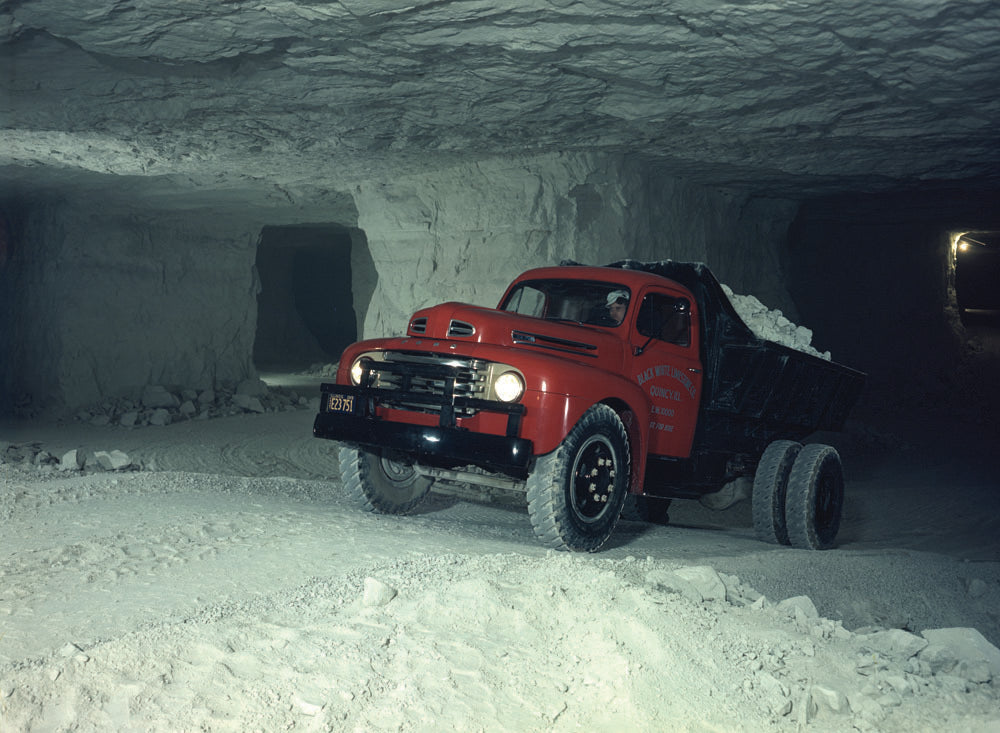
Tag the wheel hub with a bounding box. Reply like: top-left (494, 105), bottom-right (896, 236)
top-left (570, 436), bottom-right (617, 522)
top-left (380, 452), bottom-right (417, 485)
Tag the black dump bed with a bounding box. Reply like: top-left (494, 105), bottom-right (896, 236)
top-left (605, 260), bottom-right (866, 458)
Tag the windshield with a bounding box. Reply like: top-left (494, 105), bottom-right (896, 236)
top-left (500, 279), bottom-right (631, 327)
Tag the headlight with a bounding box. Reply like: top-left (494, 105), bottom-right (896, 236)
top-left (493, 371), bottom-right (525, 402)
top-left (349, 357), bottom-right (370, 386)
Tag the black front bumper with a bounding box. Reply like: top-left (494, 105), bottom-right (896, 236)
top-left (312, 382), bottom-right (533, 475)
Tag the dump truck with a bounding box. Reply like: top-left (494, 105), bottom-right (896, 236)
top-left (313, 260), bottom-right (865, 552)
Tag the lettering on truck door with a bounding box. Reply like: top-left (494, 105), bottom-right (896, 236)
top-left (629, 291), bottom-right (702, 458)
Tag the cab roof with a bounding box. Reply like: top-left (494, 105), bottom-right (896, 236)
top-left (510, 259), bottom-right (759, 372)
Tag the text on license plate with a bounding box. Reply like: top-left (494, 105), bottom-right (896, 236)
top-left (327, 394), bottom-right (355, 413)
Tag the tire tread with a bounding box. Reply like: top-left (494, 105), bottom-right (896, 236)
top-left (785, 443), bottom-right (844, 550)
top-left (526, 404), bottom-right (629, 552)
top-left (338, 445), bottom-right (431, 514)
top-left (752, 440), bottom-right (801, 545)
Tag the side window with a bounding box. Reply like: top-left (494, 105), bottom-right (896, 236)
top-left (505, 286), bottom-right (546, 318)
top-left (636, 294), bottom-right (691, 347)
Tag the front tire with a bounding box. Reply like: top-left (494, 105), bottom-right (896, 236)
top-left (526, 404), bottom-right (630, 552)
top-left (785, 444), bottom-right (844, 550)
top-left (752, 440), bottom-right (801, 545)
top-left (338, 445), bottom-right (433, 514)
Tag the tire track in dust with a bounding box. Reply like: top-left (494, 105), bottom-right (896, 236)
top-left (124, 413), bottom-right (343, 481)
top-left (0, 470), bottom-right (345, 662)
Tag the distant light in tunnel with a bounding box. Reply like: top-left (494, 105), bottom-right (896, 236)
top-left (950, 231), bottom-right (968, 259)
top-left (951, 229), bottom-right (1000, 323)
top-left (954, 231), bottom-right (999, 259)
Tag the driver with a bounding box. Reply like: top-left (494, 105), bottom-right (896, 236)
top-left (606, 290), bottom-right (629, 324)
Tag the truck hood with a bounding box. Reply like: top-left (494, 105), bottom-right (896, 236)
top-left (406, 302), bottom-right (626, 366)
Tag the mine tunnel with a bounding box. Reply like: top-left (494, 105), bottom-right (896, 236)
top-left (1, 184), bottom-right (998, 423)
top-left (252, 224), bottom-right (359, 373)
top-left (4, 8), bottom-right (1000, 730)
top-left (0, 2), bottom-right (998, 427)
top-left (952, 229), bottom-right (1000, 326)
top-left (786, 190), bottom-right (1000, 413)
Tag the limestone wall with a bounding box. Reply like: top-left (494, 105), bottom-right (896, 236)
top-left (2, 151), bottom-right (798, 414)
top-left (355, 152), bottom-right (798, 338)
top-left (5, 201), bottom-right (260, 411)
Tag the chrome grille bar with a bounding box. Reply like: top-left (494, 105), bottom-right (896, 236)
top-left (367, 351), bottom-right (488, 415)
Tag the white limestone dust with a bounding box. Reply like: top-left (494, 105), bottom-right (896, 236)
top-left (2, 402), bottom-right (999, 732)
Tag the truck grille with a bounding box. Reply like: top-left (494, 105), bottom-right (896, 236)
top-left (369, 351), bottom-right (487, 415)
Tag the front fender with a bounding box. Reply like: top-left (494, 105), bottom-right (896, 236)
top-left (520, 366), bottom-right (651, 494)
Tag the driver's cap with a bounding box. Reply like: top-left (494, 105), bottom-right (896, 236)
top-left (606, 290), bottom-right (629, 306)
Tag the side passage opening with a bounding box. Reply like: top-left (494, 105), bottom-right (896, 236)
top-left (951, 230), bottom-right (1000, 326)
top-left (253, 224), bottom-right (357, 372)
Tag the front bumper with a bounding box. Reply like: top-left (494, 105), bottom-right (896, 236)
top-left (312, 381), bottom-right (533, 475)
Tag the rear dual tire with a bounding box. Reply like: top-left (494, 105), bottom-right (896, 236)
top-left (752, 440), bottom-right (801, 545)
top-left (785, 444), bottom-right (844, 550)
top-left (752, 440), bottom-right (843, 550)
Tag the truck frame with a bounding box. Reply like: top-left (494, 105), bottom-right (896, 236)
top-left (313, 260), bottom-right (865, 552)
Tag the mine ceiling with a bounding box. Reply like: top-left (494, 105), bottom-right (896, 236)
top-left (2, 1), bottom-right (999, 208)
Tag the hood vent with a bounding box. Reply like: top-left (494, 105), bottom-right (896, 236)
top-left (448, 319), bottom-right (475, 337)
top-left (512, 329), bottom-right (598, 357)
top-left (409, 317), bottom-right (427, 334)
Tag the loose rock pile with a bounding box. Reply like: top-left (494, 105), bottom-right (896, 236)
top-left (1, 379), bottom-right (314, 477)
top-left (307, 362), bottom-right (339, 378)
top-left (1, 441), bottom-right (138, 474)
top-left (75, 378), bottom-right (310, 428)
top-left (722, 284), bottom-right (832, 361)
top-left (641, 563), bottom-right (1000, 729)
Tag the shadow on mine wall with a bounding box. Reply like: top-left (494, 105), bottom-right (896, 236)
top-left (253, 224), bottom-right (376, 372)
top-left (0, 202), bottom-right (29, 418)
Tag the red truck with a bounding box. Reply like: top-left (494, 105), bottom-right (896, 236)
top-left (313, 260), bottom-right (864, 552)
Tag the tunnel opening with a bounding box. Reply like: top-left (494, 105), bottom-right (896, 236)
top-left (253, 224), bottom-right (358, 373)
top-left (950, 230), bottom-right (1000, 327)
top-left (787, 190), bottom-right (1000, 423)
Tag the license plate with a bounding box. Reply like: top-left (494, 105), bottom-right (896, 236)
top-left (327, 394), bottom-right (355, 414)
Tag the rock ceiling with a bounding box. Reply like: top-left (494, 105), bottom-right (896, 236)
top-left (2, 0), bottom-right (999, 212)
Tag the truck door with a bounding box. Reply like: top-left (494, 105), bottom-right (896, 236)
top-left (628, 290), bottom-right (702, 458)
